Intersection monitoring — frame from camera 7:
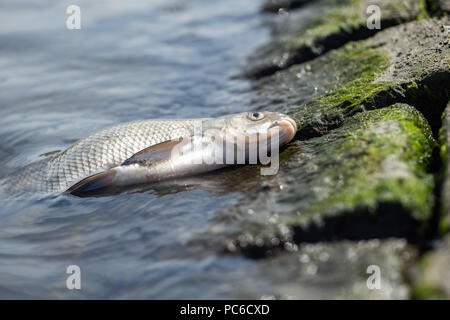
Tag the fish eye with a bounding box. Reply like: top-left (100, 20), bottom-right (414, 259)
top-left (247, 112), bottom-right (264, 121)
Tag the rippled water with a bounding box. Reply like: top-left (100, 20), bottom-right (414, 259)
top-left (0, 0), bottom-right (324, 298)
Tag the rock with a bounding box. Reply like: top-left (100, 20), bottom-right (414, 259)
top-left (244, 0), bottom-right (422, 78)
top-left (194, 104), bottom-right (435, 257)
top-left (193, 18), bottom-right (450, 257)
top-left (279, 17), bottom-right (449, 138)
top-left (229, 239), bottom-right (417, 299)
top-left (185, 3), bottom-right (450, 300)
top-left (440, 102), bottom-right (450, 233)
top-left (414, 235), bottom-right (450, 299)
top-left (261, 0), bottom-right (313, 13)
top-left (248, 35), bottom-right (391, 124)
top-left (436, 0), bottom-right (450, 14)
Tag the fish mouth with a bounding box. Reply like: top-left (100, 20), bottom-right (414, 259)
top-left (268, 116), bottom-right (297, 145)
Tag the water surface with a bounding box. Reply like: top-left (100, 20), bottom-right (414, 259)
top-left (0, 0), bottom-right (324, 298)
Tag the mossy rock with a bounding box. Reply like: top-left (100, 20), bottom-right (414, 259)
top-left (194, 18), bottom-right (450, 256)
top-left (244, 0), bottom-right (422, 78)
top-left (195, 104), bottom-right (435, 256)
top-left (289, 104), bottom-right (435, 224)
top-left (251, 17), bottom-right (450, 137)
top-left (440, 102), bottom-right (450, 234)
top-left (289, 16), bottom-right (450, 138)
top-left (413, 235), bottom-right (450, 299)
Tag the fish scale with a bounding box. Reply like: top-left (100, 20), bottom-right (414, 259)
top-left (1, 118), bottom-right (206, 194)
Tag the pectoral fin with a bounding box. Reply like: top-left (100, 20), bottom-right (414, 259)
top-left (67, 169), bottom-right (117, 195)
top-left (121, 138), bottom-right (184, 166)
top-left (68, 138), bottom-right (185, 195)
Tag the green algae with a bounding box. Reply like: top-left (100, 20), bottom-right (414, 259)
top-left (414, 267), bottom-right (447, 299)
top-left (225, 17), bottom-right (449, 257)
top-left (284, 0), bottom-right (415, 50)
top-left (247, 0), bottom-right (421, 78)
top-left (289, 40), bottom-right (393, 135)
top-left (413, 243), bottom-right (450, 300)
top-left (413, 284), bottom-right (446, 299)
top-left (296, 0), bottom-right (361, 46)
top-left (290, 17), bottom-right (450, 138)
top-left (220, 104), bottom-right (437, 253)
top-left (417, 0), bottom-right (431, 20)
top-left (282, 0), bottom-right (359, 46)
top-left (288, 105), bottom-right (435, 226)
top-left (279, 17), bottom-right (450, 238)
top-left (314, 47), bottom-right (391, 109)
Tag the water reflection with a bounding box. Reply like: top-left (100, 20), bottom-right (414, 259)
top-left (67, 165), bottom-right (263, 198)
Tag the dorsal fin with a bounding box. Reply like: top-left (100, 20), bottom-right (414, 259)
top-left (121, 137), bottom-right (184, 166)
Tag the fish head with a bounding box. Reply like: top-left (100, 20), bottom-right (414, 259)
top-left (203, 111), bottom-right (297, 147)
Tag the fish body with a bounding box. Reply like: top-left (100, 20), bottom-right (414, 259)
top-left (1, 112), bottom-right (297, 197)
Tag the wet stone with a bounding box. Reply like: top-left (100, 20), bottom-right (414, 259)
top-left (191, 17), bottom-right (450, 259)
top-left (439, 101), bottom-right (450, 233)
top-left (414, 235), bottom-right (450, 299)
top-left (244, 0), bottom-right (421, 78)
top-left (436, 0), bottom-right (450, 14)
top-left (194, 104), bottom-right (435, 256)
top-left (193, 9), bottom-right (450, 300)
top-left (288, 16), bottom-right (450, 138)
top-left (228, 239), bottom-right (417, 299)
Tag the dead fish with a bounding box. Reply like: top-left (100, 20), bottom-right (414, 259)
top-left (0, 111), bottom-right (297, 197)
